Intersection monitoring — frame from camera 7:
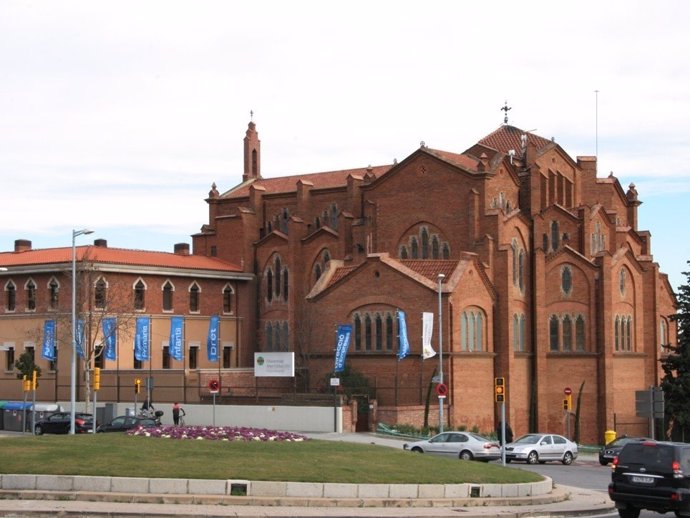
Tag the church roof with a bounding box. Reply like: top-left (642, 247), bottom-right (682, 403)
top-left (476, 125), bottom-right (553, 154)
top-left (223, 165), bottom-right (394, 199)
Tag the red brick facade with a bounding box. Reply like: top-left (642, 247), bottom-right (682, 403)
top-left (192, 121), bottom-right (678, 444)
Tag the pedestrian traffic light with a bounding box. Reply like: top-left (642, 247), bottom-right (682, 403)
top-left (93, 367), bottom-right (101, 391)
top-left (494, 377), bottom-right (506, 402)
top-left (31, 369), bottom-right (37, 391)
top-left (563, 395), bottom-right (572, 411)
top-left (134, 378), bottom-right (141, 394)
top-left (22, 375), bottom-right (31, 392)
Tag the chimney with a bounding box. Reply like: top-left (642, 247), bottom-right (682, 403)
top-left (94, 239), bottom-right (108, 248)
top-left (174, 243), bottom-right (190, 255)
top-left (14, 239), bottom-right (31, 252)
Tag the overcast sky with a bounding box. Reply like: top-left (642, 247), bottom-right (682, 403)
top-left (1, 0), bottom-right (689, 290)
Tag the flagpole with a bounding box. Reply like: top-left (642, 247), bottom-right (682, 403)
top-left (437, 273), bottom-right (445, 433)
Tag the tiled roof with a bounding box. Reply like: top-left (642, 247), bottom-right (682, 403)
top-left (0, 246), bottom-right (242, 272)
top-left (477, 125), bottom-right (553, 154)
top-left (223, 164), bottom-right (394, 199)
top-left (328, 265), bottom-right (358, 286)
top-left (400, 260), bottom-right (459, 282)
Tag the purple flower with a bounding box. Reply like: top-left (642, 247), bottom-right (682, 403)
top-left (127, 425), bottom-right (308, 442)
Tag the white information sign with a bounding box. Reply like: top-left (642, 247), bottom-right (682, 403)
top-left (254, 352), bottom-right (295, 377)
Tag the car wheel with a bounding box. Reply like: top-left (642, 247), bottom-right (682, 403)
top-left (526, 451), bottom-right (539, 464)
top-left (34, 425), bottom-right (43, 436)
top-left (599, 458), bottom-right (609, 466)
top-left (618, 507), bottom-right (640, 518)
top-left (459, 450), bottom-right (473, 461)
top-left (411, 447), bottom-right (423, 453)
top-left (505, 458), bottom-right (512, 463)
top-left (562, 451), bottom-right (574, 465)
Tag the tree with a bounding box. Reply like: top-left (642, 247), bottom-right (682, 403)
top-left (660, 264), bottom-right (689, 440)
top-left (14, 350), bottom-right (41, 386)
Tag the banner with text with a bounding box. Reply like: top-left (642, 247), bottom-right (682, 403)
top-left (41, 320), bottom-right (56, 361)
top-left (207, 315), bottom-right (219, 362)
top-left (397, 311), bottom-right (410, 360)
top-left (134, 317), bottom-right (150, 361)
top-left (102, 317), bottom-right (117, 361)
top-left (76, 319), bottom-right (85, 359)
top-left (421, 312), bottom-right (436, 359)
top-left (169, 316), bottom-right (184, 361)
top-left (334, 324), bottom-right (352, 373)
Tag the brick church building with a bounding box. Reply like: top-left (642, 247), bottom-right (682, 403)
top-left (191, 119), bottom-right (677, 444)
top-left (0, 118), bottom-right (677, 443)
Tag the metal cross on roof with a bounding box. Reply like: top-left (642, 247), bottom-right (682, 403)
top-left (501, 101), bottom-right (511, 124)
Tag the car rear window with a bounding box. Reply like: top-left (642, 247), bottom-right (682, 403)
top-left (619, 443), bottom-right (676, 472)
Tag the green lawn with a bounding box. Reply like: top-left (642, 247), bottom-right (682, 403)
top-left (0, 435), bottom-right (542, 484)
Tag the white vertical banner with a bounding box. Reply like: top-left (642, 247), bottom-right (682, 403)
top-left (422, 312), bottom-right (436, 359)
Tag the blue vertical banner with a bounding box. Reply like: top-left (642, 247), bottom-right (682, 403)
top-left (169, 316), bottom-right (184, 361)
top-left (207, 315), bottom-right (219, 362)
top-left (76, 319), bottom-right (86, 359)
top-left (397, 310), bottom-right (410, 360)
top-left (41, 320), bottom-right (56, 361)
top-left (334, 324), bottom-right (352, 373)
top-left (102, 317), bottom-right (117, 361)
top-left (134, 317), bottom-right (150, 361)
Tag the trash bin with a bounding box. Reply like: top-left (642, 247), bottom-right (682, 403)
top-left (125, 407), bottom-right (135, 417)
top-left (605, 430), bottom-right (616, 445)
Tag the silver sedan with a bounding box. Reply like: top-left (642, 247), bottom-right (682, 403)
top-left (504, 433), bottom-right (578, 465)
top-left (403, 432), bottom-right (501, 461)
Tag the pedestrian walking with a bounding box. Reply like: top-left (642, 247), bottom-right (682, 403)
top-left (172, 402), bottom-right (186, 426)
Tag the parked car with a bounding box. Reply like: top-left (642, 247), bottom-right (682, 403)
top-left (96, 415), bottom-right (158, 433)
top-left (34, 412), bottom-right (94, 435)
top-left (403, 431), bottom-right (501, 461)
top-left (608, 439), bottom-right (690, 518)
top-left (504, 433), bottom-right (578, 465)
top-left (599, 436), bottom-right (649, 466)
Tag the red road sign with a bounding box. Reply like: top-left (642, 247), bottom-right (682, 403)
top-left (564, 387), bottom-right (572, 395)
top-left (436, 383), bottom-right (448, 397)
top-left (208, 379), bottom-right (220, 393)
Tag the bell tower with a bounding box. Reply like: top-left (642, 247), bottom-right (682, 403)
top-left (243, 112), bottom-right (261, 182)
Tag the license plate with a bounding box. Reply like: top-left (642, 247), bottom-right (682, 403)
top-left (631, 475), bottom-right (654, 484)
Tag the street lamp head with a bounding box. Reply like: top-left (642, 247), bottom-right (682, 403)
top-left (73, 229), bottom-right (94, 238)
top-left (438, 273), bottom-right (445, 280)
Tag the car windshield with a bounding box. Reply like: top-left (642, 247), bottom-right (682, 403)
top-left (513, 434), bottom-right (541, 444)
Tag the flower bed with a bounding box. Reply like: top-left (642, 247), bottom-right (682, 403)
top-left (127, 425), bottom-right (308, 442)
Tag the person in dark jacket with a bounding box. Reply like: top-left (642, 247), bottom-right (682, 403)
top-left (496, 421), bottom-right (514, 445)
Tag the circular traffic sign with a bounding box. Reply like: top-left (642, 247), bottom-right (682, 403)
top-left (436, 383), bottom-right (448, 397)
top-left (208, 379), bottom-right (220, 393)
top-left (564, 387), bottom-right (572, 395)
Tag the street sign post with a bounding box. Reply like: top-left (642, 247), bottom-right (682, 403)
top-left (635, 387), bottom-right (664, 439)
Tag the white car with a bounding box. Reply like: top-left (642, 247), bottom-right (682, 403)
top-left (403, 431), bottom-right (501, 461)
top-left (504, 433), bottom-right (578, 465)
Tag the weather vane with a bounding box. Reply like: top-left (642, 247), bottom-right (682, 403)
top-left (501, 101), bottom-right (511, 124)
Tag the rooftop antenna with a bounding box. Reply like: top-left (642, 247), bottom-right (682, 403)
top-left (250, 109), bottom-right (254, 122)
top-left (501, 101), bottom-right (512, 124)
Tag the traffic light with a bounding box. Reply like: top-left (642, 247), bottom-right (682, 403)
top-left (93, 368), bottom-right (101, 391)
top-left (22, 375), bottom-right (31, 392)
top-left (31, 369), bottom-right (37, 391)
top-left (494, 377), bottom-right (506, 403)
top-left (563, 395), bottom-right (572, 411)
top-left (134, 378), bottom-right (141, 394)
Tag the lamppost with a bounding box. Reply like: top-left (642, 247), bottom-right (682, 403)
top-left (71, 228), bottom-right (93, 434)
top-left (437, 273), bottom-right (445, 433)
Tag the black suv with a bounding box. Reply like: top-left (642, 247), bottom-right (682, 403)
top-left (609, 440), bottom-right (690, 518)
